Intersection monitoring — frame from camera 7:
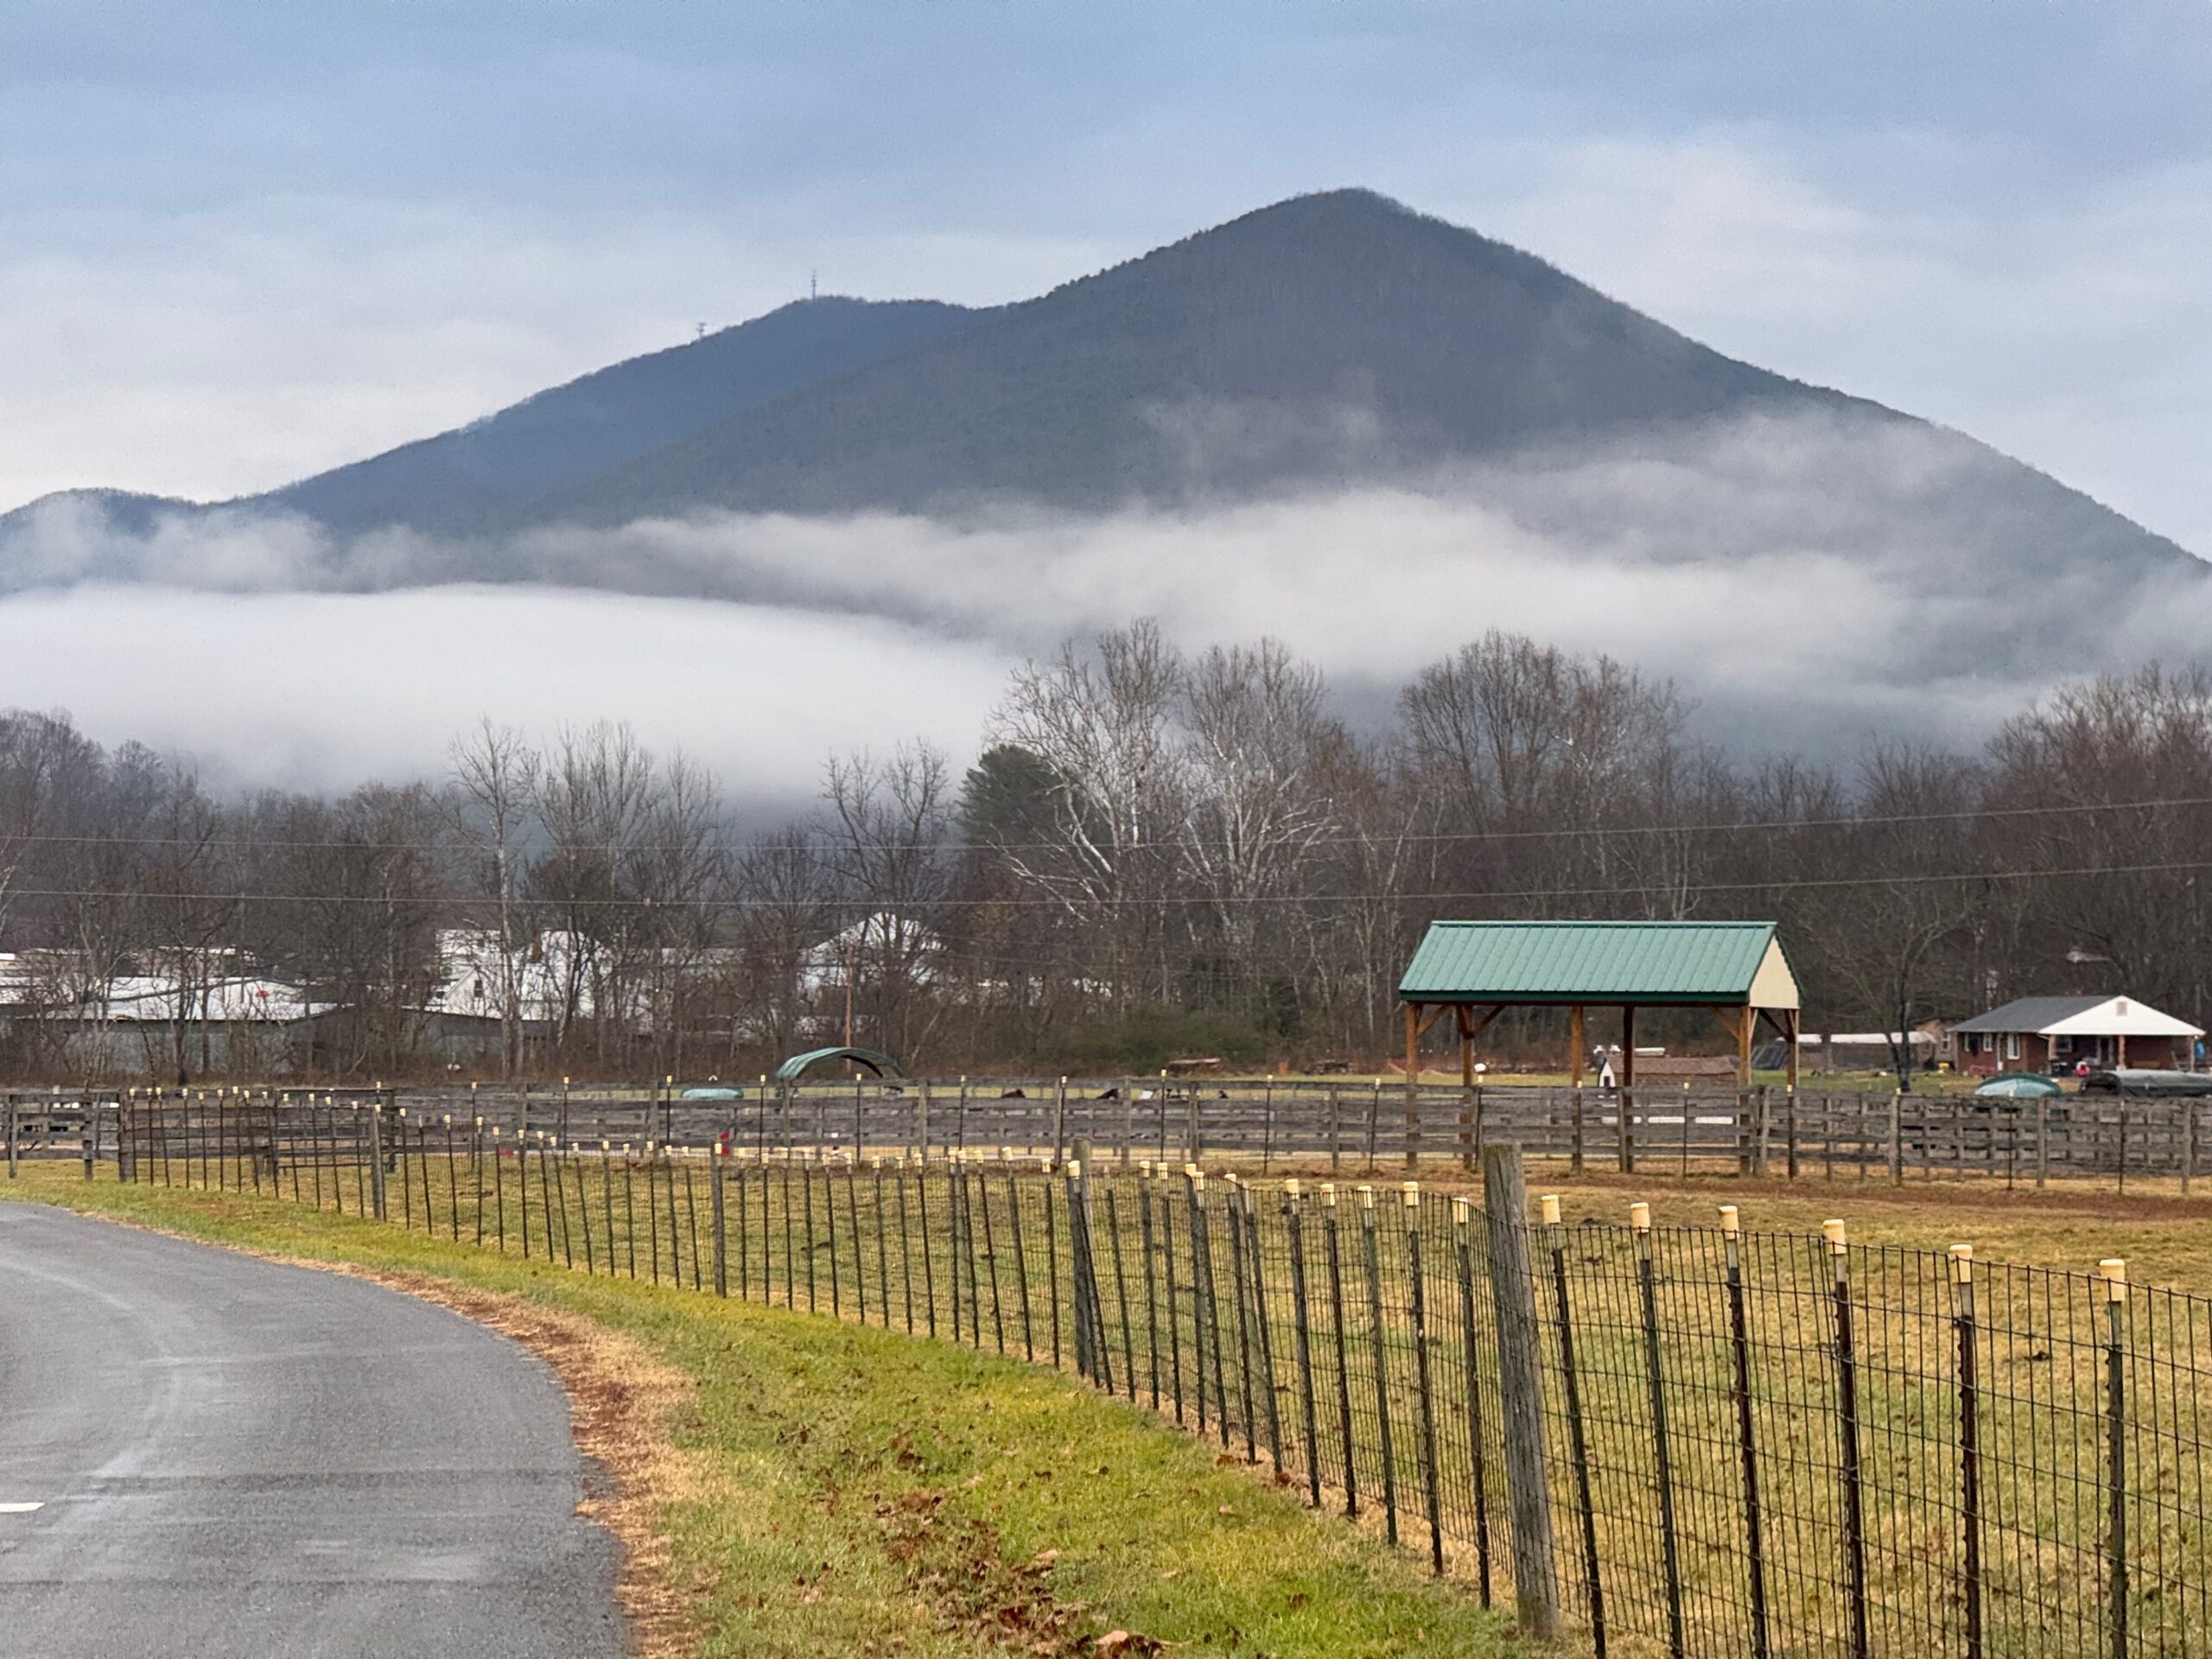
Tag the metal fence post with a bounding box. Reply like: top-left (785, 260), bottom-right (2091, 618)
top-left (711, 1146), bottom-right (728, 1298)
top-left (826, 1150), bottom-right (845, 1319)
top-left (1106, 1184), bottom-right (1135, 1399)
top-left (1405, 1184), bottom-right (1444, 1575)
top-left (1285, 1181), bottom-right (1321, 1507)
top-left (1826, 1219), bottom-right (1872, 1659)
top-left (1138, 1165), bottom-right (1161, 1405)
top-left (1484, 1147), bottom-right (1560, 1641)
top-left (1322, 1183), bottom-right (1357, 1516)
top-left (1359, 1185), bottom-right (1398, 1545)
top-left (1160, 1171), bottom-right (1185, 1421)
top-left (567, 1145), bottom-right (592, 1270)
top-left (1005, 1157), bottom-right (1034, 1361)
top-left (1193, 1168), bottom-right (1226, 1444)
top-left (367, 1105), bottom-right (388, 1220)
top-left (1542, 1192), bottom-right (1605, 1656)
top-left (734, 1149), bottom-right (753, 1300)
top-left (800, 1152), bottom-right (817, 1310)
top-left (1227, 1177), bottom-right (1259, 1461)
top-left (1631, 1203), bottom-right (1685, 1659)
top-left (1719, 1207), bottom-right (1770, 1659)
top-left (915, 1157), bottom-right (936, 1335)
top-left (976, 1155), bottom-right (1002, 1351)
top-left (1243, 1183), bottom-right (1281, 1467)
top-left (1081, 1156), bottom-right (1111, 1391)
top-left (1071, 1157), bottom-right (1109, 1391)
top-left (1041, 1173), bottom-right (1058, 1364)
top-left (1453, 1196), bottom-right (1495, 1608)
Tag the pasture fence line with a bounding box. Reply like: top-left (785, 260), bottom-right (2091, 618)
top-left (90, 1091), bottom-right (2212, 1659)
top-left (14, 1077), bottom-right (2212, 1193)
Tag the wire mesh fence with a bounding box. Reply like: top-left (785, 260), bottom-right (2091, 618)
top-left (87, 1090), bottom-right (2212, 1658)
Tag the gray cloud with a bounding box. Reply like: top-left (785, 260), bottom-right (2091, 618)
top-left (5, 409), bottom-right (2208, 794)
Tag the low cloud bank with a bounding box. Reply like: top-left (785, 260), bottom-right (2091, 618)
top-left (3, 410), bottom-right (2207, 791)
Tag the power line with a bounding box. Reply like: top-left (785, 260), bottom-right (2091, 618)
top-left (1, 790), bottom-right (2208, 860)
top-left (2, 854), bottom-right (2202, 912)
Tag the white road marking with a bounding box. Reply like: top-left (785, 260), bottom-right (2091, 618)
top-left (0, 1502), bottom-right (45, 1513)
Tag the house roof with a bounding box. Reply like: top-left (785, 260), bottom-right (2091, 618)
top-left (1952, 995), bottom-right (2203, 1039)
top-left (1399, 920), bottom-right (1798, 1007)
top-left (91, 976), bottom-right (326, 1023)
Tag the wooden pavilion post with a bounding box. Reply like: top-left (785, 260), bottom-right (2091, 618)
top-left (1457, 1007), bottom-right (1475, 1173)
top-left (1735, 1005), bottom-right (1754, 1084)
top-left (1785, 1007), bottom-right (1801, 1091)
top-left (1619, 1004), bottom-right (1637, 1173)
top-left (1403, 1001), bottom-right (1421, 1171)
top-left (1568, 1006), bottom-right (1586, 1086)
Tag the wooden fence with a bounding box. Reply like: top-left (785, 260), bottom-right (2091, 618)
top-left (11, 1079), bottom-right (2212, 1192)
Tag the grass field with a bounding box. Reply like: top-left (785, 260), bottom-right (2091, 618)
top-left (0, 1164), bottom-right (1515, 1659)
top-left (1499, 1165), bottom-right (2212, 1285)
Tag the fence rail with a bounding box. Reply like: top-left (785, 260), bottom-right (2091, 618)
top-left (73, 1093), bottom-right (2212, 1658)
top-left (16, 1078), bottom-right (2212, 1193)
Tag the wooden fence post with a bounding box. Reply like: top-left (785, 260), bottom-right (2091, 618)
top-left (1481, 1145), bottom-right (1560, 1639)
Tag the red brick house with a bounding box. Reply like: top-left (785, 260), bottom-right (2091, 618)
top-left (1949, 995), bottom-right (2203, 1077)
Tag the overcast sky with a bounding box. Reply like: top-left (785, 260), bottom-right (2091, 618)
top-left (6, 0), bottom-right (2210, 550)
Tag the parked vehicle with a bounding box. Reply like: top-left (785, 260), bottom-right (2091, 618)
top-left (2077, 1069), bottom-right (2212, 1097)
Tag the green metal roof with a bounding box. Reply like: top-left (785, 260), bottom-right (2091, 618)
top-left (1399, 920), bottom-right (1785, 1006)
top-left (772, 1045), bottom-right (905, 1082)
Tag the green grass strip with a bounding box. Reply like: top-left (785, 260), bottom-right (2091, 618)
top-left (3, 1169), bottom-right (1510, 1658)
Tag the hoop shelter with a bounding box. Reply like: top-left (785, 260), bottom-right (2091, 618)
top-left (1398, 919), bottom-right (1802, 1088)
top-left (771, 1046), bottom-right (905, 1082)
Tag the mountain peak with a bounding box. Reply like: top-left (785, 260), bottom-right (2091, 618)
top-left (5, 188), bottom-right (2195, 596)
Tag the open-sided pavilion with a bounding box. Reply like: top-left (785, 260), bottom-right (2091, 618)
top-left (1398, 918), bottom-right (1803, 1089)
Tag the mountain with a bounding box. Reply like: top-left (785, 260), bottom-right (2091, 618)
top-left (2, 295), bottom-right (981, 539)
top-left (2, 188), bottom-right (2198, 590)
top-left (548, 188), bottom-right (1878, 523)
top-left (264, 296), bottom-right (980, 535)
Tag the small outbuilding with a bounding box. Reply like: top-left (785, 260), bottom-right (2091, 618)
top-left (1398, 919), bottom-right (1802, 1088)
top-left (1949, 995), bottom-right (2203, 1077)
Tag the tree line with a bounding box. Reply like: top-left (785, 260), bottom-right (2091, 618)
top-left (1, 622), bottom-right (2207, 1083)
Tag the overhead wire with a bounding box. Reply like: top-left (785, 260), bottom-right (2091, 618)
top-left (1, 854), bottom-right (2205, 911)
top-left (0, 789), bottom-right (2207, 860)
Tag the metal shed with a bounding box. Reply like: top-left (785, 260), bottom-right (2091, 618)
top-left (1397, 918), bottom-right (1802, 1088)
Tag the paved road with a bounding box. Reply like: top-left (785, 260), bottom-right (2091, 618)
top-left (0, 1205), bottom-right (626, 1657)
